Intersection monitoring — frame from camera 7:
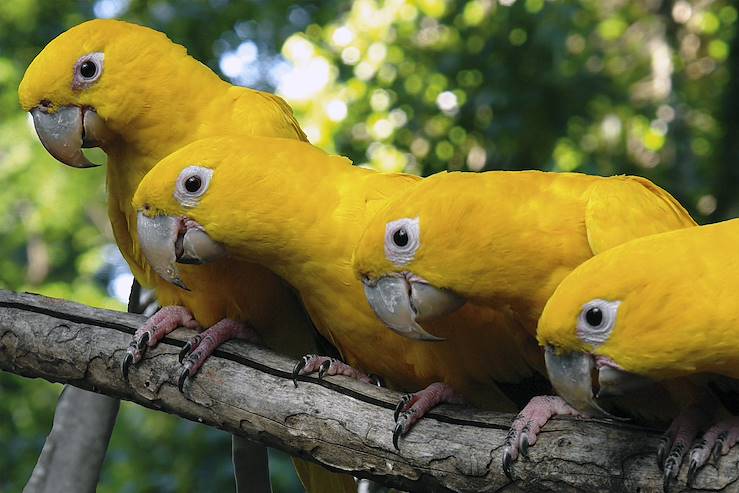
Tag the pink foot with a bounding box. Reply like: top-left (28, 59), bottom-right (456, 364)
top-left (393, 382), bottom-right (465, 450)
top-left (502, 395), bottom-right (583, 480)
top-left (291, 355), bottom-right (382, 387)
top-left (122, 305), bottom-right (200, 379)
top-left (177, 318), bottom-right (259, 392)
top-left (686, 416), bottom-right (739, 487)
top-left (658, 402), bottom-right (715, 492)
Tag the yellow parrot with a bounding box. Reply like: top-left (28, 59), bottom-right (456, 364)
top-left (19, 19), bottom-right (355, 493)
top-left (350, 169), bottom-right (697, 475)
top-left (538, 218), bottom-right (739, 490)
top-left (131, 135), bottom-right (549, 450)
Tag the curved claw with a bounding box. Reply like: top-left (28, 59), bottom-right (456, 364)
top-left (663, 463), bottom-right (677, 493)
top-left (657, 436), bottom-right (670, 470)
top-left (394, 395), bottom-right (411, 422)
top-left (686, 460), bottom-right (698, 489)
top-left (179, 341), bottom-right (192, 364)
top-left (712, 438), bottom-right (724, 463)
top-left (392, 421), bottom-right (404, 451)
top-left (502, 449), bottom-right (514, 481)
top-left (136, 331), bottom-right (150, 352)
top-left (292, 355), bottom-right (310, 388)
top-left (178, 366), bottom-right (190, 392)
top-left (121, 352), bottom-right (133, 380)
top-left (318, 359), bottom-right (332, 380)
top-left (520, 432), bottom-right (530, 458)
top-left (368, 373), bottom-right (384, 387)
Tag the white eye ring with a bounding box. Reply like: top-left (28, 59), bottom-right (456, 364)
top-left (384, 217), bottom-right (421, 266)
top-left (576, 299), bottom-right (621, 347)
top-left (174, 165), bottom-right (213, 208)
top-left (72, 52), bottom-right (104, 90)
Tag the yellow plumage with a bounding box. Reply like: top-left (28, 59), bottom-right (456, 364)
top-left (351, 168), bottom-right (699, 476)
top-left (539, 217), bottom-right (739, 381)
top-left (19, 19), bottom-right (353, 492)
top-left (132, 136), bottom-right (543, 413)
top-left (537, 216), bottom-right (739, 487)
top-left (353, 170), bottom-right (696, 337)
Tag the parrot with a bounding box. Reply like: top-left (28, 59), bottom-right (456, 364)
top-left (350, 168), bottom-right (697, 474)
top-left (131, 135), bottom-right (550, 451)
top-left (538, 217), bottom-right (739, 490)
top-left (19, 19), bottom-right (356, 493)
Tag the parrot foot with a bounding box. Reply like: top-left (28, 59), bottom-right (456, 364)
top-left (177, 318), bottom-right (259, 392)
top-left (686, 416), bottom-right (739, 488)
top-left (122, 305), bottom-right (199, 380)
top-left (392, 382), bottom-right (464, 451)
top-left (291, 355), bottom-right (380, 388)
top-left (657, 402), bottom-right (714, 493)
top-left (501, 395), bottom-right (582, 481)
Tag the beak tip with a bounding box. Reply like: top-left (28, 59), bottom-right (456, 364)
top-left (30, 105), bottom-right (103, 168)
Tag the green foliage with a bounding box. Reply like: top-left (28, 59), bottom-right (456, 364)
top-left (1, 0), bottom-right (738, 492)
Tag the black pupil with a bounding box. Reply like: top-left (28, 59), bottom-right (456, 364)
top-left (393, 228), bottom-right (409, 247)
top-left (80, 61), bottom-right (97, 78)
top-left (185, 175), bottom-right (202, 193)
top-left (585, 307), bottom-right (603, 326)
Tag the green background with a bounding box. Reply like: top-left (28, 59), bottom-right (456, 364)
top-left (1, 0), bottom-right (737, 491)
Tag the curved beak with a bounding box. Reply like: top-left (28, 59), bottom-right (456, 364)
top-left (361, 275), bottom-right (464, 341)
top-left (178, 224), bottom-right (227, 265)
top-left (136, 212), bottom-right (225, 290)
top-left (596, 365), bottom-right (654, 398)
top-left (30, 105), bottom-right (113, 168)
top-left (544, 346), bottom-right (647, 419)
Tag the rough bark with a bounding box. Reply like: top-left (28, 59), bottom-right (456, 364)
top-left (2, 290), bottom-right (738, 493)
top-left (22, 386), bottom-right (119, 493)
top-left (21, 277), bottom-right (152, 493)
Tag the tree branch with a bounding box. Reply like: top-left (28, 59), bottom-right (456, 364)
top-left (1, 290), bottom-right (737, 492)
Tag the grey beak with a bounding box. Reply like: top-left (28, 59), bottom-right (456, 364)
top-left (410, 281), bottom-right (465, 322)
top-left (544, 347), bottom-right (626, 419)
top-left (136, 212), bottom-right (189, 290)
top-left (596, 366), bottom-right (653, 398)
top-left (362, 276), bottom-right (463, 341)
top-left (30, 105), bottom-right (111, 168)
top-left (178, 227), bottom-right (226, 265)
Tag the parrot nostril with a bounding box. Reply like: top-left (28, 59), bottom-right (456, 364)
top-left (38, 99), bottom-right (53, 112)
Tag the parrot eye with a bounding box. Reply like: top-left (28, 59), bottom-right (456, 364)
top-left (80, 61), bottom-right (97, 78)
top-left (576, 299), bottom-right (621, 347)
top-left (185, 176), bottom-right (202, 193)
top-left (392, 228), bottom-right (409, 247)
top-left (384, 217), bottom-right (420, 266)
top-left (73, 52), bottom-right (104, 90)
top-left (174, 165), bottom-right (213, 208)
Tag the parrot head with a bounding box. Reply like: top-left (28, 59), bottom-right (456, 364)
top-left (132, 135), bottom-right (334, 290)
top-left (352, 177), bottom-right (472, 342)
top-left (536, 237), bottom-right (689, 418)
top-left (18, 19), bottom-right (200, 167)
top-left (130, 137), bottom-right (241, 290)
